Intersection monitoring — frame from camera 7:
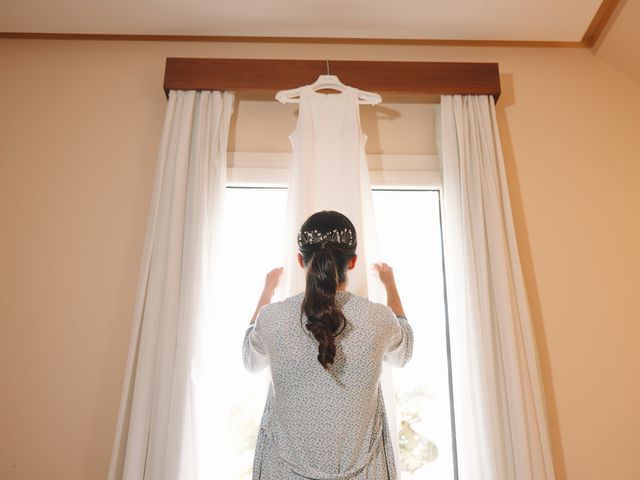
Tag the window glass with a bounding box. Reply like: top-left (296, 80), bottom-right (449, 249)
top-left (211, 187), bottom-right (454, 479)
top-left (372, 189), bottom-right (454, 479)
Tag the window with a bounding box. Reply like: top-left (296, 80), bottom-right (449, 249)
top-left (212, 187), bottom-right (288, 478)
top-left (372, 189), bottom-right (455, 479)
top-left (206, 180), bottom-right (456, 479)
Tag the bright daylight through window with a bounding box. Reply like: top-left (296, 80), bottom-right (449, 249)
top-left (210, 186), bottom-right (455, 479)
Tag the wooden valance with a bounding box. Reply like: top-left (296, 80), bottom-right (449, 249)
top-left (163, 58), bottom-right (501, 101)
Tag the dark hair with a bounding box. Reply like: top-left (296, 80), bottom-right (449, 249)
top-left (298, 211), bottom-right (357, 370)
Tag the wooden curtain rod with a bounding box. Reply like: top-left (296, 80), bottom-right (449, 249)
top-left (163, 58), bottom-right (501, 101)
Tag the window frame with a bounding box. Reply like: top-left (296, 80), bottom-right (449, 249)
top-left (226, 152), bottom-right (443, 190)
top-left (224, 151), bottom-right (458, 479)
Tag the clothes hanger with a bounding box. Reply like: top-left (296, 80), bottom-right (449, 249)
top-left (275, 60), bottom-right (382, 105)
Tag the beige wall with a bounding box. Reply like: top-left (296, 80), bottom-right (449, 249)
top-left (0, 39), bottom-right (639, 480)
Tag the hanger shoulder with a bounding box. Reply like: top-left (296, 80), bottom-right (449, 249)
top-left (275, 87), bottom-right (303, 104)
top-left (357, 90), bottom-right (382, 105)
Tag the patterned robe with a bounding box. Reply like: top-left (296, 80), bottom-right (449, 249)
top-left (243, 290), bottom-right (413, 479)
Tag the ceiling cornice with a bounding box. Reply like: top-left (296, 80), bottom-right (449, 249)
top-left (0, 32), bottom-right (587, 48)
top-left (0, 0), bottom-right (620, 49)
top-left (582, 0), bottom-right (620, 47)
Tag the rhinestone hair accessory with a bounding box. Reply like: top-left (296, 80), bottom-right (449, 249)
top-left (298, 228), bottom-right (355, 249)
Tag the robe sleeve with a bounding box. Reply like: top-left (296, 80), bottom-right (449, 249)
top-left (382, 307), bottom-right (414, 368)
top-left (242, 308), bottom-right (269, 372)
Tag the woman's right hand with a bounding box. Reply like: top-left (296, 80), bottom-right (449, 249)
top-left (263, 267), bottom-right (284, 296)
top-left (251, 267), bottom-right (283, 324)
top-left (373, 263), bottom-right (396, 288)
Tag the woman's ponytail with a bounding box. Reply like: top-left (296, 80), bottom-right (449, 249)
top-left (302, 244), bottom-right (347, 369)
top-left (298, 211), bottom-right (357, 370)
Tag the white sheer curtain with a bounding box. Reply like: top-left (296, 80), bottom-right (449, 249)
top-left (438, 95), bottom-right (555, 479)
top-left (108, 90), bottom-right (234, 480)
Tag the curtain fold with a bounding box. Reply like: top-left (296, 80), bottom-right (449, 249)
top-left (108, 90), bottom-right (234, 480)
top-left (438, 95), bottom-right (555, 479)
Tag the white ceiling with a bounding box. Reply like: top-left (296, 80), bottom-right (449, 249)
top-left (2, 0), bottom-right (603, 42)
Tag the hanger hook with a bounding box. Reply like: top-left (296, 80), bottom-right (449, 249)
top-left (326, 60), bottom-right (330, 75)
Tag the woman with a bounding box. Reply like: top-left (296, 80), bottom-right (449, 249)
top-left (243, 210), bottom-right (413, 479)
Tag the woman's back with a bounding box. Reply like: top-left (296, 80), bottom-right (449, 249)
top-left (243, 210), bottom-right (412, 479)
top-left (243, 290), bottom-right (412, 479)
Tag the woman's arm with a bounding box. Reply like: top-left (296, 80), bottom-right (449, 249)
top-left (243, 267), bottom-right (283, 372)
top-left (374, 263), bottom-right (413, 367)
top-left (373, 263), bottom-right (405, 316)
top-left (250, 267), bottom-right (283, 323)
